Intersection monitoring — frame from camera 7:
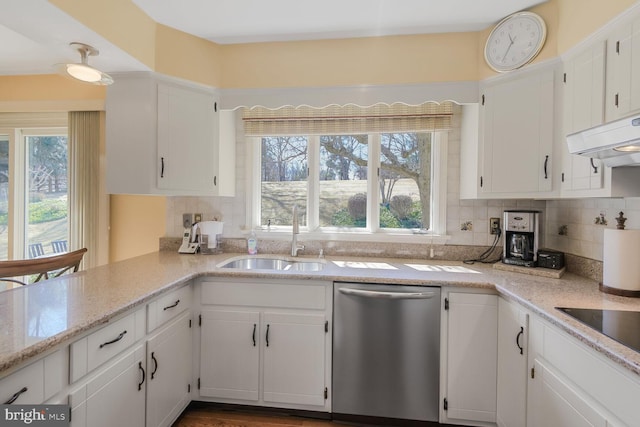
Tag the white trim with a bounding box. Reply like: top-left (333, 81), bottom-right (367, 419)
top-left (221, 81), bottom-right (479, 110)
top-left (252, 228), bottom-right (451, 245)
top-left (249, 130), bottom-right (449, 239)
top-left (368, 133), bottom-right (381, 232)
top-left (431, 132), bottom-right (448, 235)
top-left (307, 136), bottom-right (320, 230)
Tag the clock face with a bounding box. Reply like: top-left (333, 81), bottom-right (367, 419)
top-left (484, 12), bottom-right (547, 72)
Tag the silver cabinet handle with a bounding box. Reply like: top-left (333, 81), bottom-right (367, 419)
top-left (338, 287), bottom-right (436, 299)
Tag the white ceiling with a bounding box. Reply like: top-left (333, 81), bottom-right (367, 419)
top-left (0, 0), bottom-right (547, 77)
top-left (132, 0), bottom-right (548, 44)
top-left (0, 0), bottom-right (149, 76)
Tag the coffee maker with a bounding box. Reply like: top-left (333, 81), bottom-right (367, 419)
top-left (503, 210), bottom-right (540, 267)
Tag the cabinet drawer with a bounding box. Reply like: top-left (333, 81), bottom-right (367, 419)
top-left (147, 284), bottom-right (192, 332)
top-left (0, 359), bottom-right (44, 404)
top-left (543, 323), bottom-right (640, 426)
top-left (70, 309), bottom-right (145, 383)
top-left (201, 280), bottom-right (327, 310)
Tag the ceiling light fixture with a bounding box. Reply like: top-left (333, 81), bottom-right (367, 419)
top-left (59, 42), bottom-right (113, 85)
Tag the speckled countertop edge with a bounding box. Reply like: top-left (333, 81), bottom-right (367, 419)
top-left (1, 251), bottom-right (639, 379)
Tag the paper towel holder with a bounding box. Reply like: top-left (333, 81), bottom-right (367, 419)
top-left (600, 212), bottom-right (640, 297)
top-left (599, 283), bottom-right (640, 297)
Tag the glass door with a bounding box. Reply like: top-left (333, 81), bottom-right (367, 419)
top-left (24, 132), bottom-right (69, 259)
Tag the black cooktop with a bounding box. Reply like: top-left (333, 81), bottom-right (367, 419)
top-left (556, 307), bottom-right (640, 353)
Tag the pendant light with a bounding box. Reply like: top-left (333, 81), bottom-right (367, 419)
top-left (59, 42), bottom-right (113, 85)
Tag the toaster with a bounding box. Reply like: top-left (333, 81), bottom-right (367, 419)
top-left (537, 249), bottom-right (565, 270)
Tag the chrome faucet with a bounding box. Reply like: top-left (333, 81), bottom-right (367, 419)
top-left (291, 205), bottom-right (305, 257)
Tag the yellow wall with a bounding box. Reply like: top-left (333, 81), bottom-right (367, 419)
top-left (155, 24), bottom-right (223, 87)
top-left (221, 31), bottom-right (480, 88)
top-left (109, 195), bottom-right (166, 262)
top-left (0, 75), bottom-right (105, 101)
top-left (557, 0), bottom-right (638, 53)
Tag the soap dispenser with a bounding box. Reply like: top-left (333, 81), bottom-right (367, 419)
top-left (247, 230), bottom-right (258, 255)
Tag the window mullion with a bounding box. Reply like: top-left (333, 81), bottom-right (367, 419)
top-left (307, 135), bottom-right (319, 231)
top-left (368, 134), bottom-right (381, 232)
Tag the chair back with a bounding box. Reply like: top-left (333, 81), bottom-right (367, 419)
top-left (0, 248), bottom-right (88, 284)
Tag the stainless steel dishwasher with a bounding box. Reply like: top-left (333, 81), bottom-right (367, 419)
top-left (332, 282), bottom-right (441, 424)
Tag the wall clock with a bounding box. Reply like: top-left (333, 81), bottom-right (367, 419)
top-left (484, 11), bottom-right (547, 73)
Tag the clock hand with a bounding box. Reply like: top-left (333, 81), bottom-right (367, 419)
top-left (502, 34), bottom-right (516, 62)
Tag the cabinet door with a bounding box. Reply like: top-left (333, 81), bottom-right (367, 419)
top-left (262, 312), bottom-right (326, 407)
top-left (480, 69), bottom-right (554, 196)
top-left (146, 311), bottom-right (192, 427)
top-left (606, 17), bottom-right (640, 121)
top-left (71, 344), bottom-right (146, 427)
top-left (157, 83), bottom-right (217, 193)
top-left (199, 310), bottom-right (260, 401)
top-left (528, 359), bottom-right (606, 427)
top-left (496, 298), bottom-right (529, 427)
top-left (444, 293), bottom-right (498, 424)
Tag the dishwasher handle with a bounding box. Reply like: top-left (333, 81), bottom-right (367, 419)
top-left (338, 287), bottom-right (436, 299)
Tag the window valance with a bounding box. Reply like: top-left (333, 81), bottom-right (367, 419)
top-left (242, 102), bottom-right (453, 136)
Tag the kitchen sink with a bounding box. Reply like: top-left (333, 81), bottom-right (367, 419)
top-left (218, 256), bottom-right (326, 272)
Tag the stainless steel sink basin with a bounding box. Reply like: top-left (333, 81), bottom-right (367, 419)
top-left (218, 256), bottom-right (325, 272)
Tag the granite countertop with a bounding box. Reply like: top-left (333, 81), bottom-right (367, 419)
top-left (1, 251), bottom-right (640, 379)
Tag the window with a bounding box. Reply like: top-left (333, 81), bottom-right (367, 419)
top-left (0, 115), bottom-right (69, 262)
top-left (247, 102), bottom-right (451, 239)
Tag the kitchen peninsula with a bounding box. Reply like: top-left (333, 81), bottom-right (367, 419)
top-left (2, 251), bottom-right (640, 426)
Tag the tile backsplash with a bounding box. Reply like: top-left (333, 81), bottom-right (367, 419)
top-left (164, 109), bottom-right (640, 264)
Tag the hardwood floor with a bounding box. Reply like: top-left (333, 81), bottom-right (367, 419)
top-left (172, 405), bottom-right (340, 427)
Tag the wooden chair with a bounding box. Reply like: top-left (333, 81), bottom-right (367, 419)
top-left (28, 243), bottom-right (45, 258)
top-left (0, 248), bottom-right (87, 285)
top-left (51, 240), bottom-right (68, 253)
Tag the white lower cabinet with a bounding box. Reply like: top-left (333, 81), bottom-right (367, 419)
top-left (0, 349), bottom-right (66, 405)
top-left (441, 291), bottom-right (498, 426)
top-left (146, 310), bottom-right (193, 427)
top-left (197, 278), bottom-right (331, 412)
top-left (262, 312), bottom-right (326, 407)
top-left (528, 358), bottom-right (607, 427)
top-left (496, 297), bottom-right (529, 427)
top-left (199, 310), bottom-right (260, 401)
top-left (70, 344), bottom-right (146, 427)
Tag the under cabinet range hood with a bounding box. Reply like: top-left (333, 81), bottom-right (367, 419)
top-left (567, 115), bottom-right (640, 167)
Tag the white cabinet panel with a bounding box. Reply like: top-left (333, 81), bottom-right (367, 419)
top-left (479, 68), bottom-right (555, 198)
top-left (70, 344), bottom-right (146, 427)
top-left (442, 292), bottom-right (498, 425)
top-left (197, 278), bottom-right (331, 412)
top-left (262, 312), bottom-right (326, 406)
top-left (0, 359), bottom-right (44, 404)
top-left (146, 311), bottom-right (192, 427)
top-left (605, 18), bottom-right (640, 121)
top-left (199, 310), bottom-right (260, 401)
top-left (496, 298), bottom-right (528, 427)
top-left (106, 72), bottom-right (235, 196)
top-left (157, 83), bottom-right (216, 193)
top-left (528, 359), bottom-right (606, 427)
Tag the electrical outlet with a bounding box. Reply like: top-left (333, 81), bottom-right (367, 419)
top-left (183, 213), bottom-right (193, 229)
top-left (194, 213), bottom-right (202, 223)
top-left (490, 217), bottom-right (500, 235)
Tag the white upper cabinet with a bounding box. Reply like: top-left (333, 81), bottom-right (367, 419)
top-left (477, 67), bottom-right (556, 198)
top-left (605, 15), bottom-right (640, 122)
top-left (561, 41), bottom-right (606, 193)
top-left (106, 72), bottom-right (235, 196)
top-left (559, 30), bottom-right (640, 198)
